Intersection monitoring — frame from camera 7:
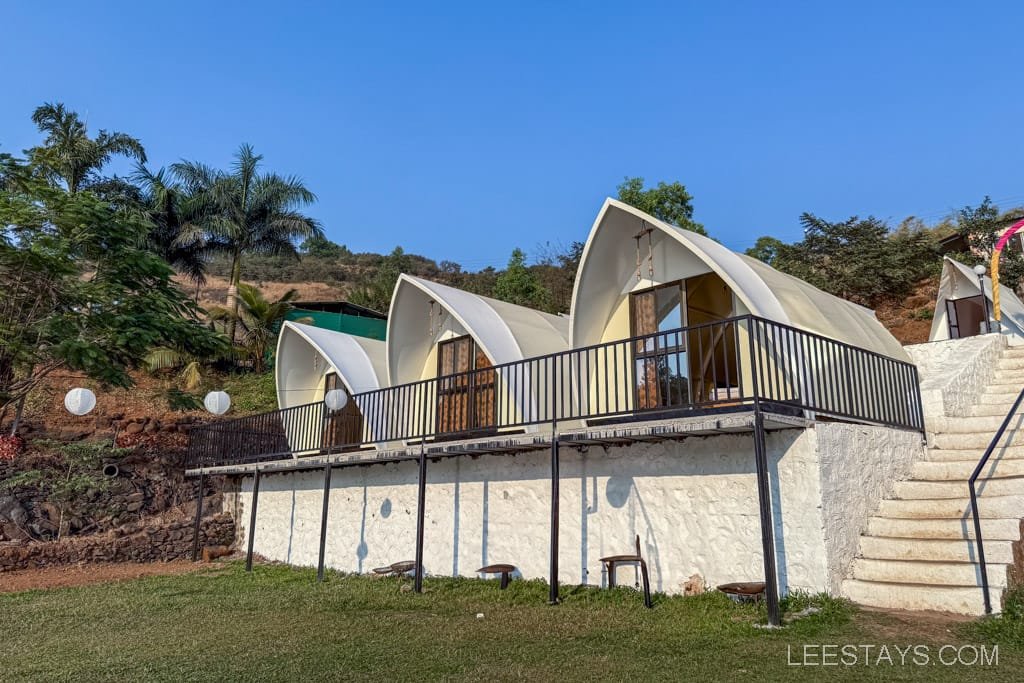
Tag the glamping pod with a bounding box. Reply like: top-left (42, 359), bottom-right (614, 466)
top-left (385, 274), bottom-right (570, 439)
top-left (274, 321), bottom-right (387, 454)
top-left (568, 199), bottom-right (911, 422)
top-left (929, 256), bottom-right (1024, 340)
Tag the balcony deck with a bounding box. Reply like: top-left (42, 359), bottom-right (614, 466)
top-left (185, 409), bottom-right (809, 476)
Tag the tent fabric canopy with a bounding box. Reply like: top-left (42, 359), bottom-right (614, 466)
top-left (570, 199), bottom-right (910, 361)
top-left (275, 321), bottom-right (387, 409)
top-left (386, 274), bottom-right (570, 386)
top-left (929, 257), bottom-right (1024, 340)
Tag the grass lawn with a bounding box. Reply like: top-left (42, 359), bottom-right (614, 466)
top-left (0, 562), bottom-right (1020, 681)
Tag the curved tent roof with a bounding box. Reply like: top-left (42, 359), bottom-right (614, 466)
top-left (275, 321), bottom-right (387, 409)
top-left (387, 274), bottom-right (570, 385)
top-left (570, 198), bottom-right (909, 361)
top-left (929, 256), bottom-right (1024, 340)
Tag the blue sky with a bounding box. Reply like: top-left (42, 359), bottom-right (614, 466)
top-left (3, 1), bottom-right (1023, 269)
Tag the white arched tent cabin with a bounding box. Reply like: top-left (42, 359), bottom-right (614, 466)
top-left (929, 256), bottom-right (1024, 341)
top-left (384, 274), bottom-right (570, 442)
top-left (274, 321), bottom-right (387, 455)
top-left (567, 199), bottom-right (916, 426)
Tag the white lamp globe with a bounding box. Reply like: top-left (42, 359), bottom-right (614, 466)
top-left (324, 389), bottom-right (349, 412)
top-left (203, 391), bottom-right (231, 416)
top-left (64, 388), bottom-right (97, 416)
top-left (974, 264), bottom-right (987, 276)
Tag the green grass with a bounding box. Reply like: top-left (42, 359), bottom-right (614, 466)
top-left (0, 562), bottom-right (1020, 681)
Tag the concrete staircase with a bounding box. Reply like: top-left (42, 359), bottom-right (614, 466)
top-left (842, 343), bottom-right (1024, 614)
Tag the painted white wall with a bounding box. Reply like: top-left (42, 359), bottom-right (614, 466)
top-left (907, 335), bottom-right (1005, 421)
top-left (224, 423), bottom-right (924, 595)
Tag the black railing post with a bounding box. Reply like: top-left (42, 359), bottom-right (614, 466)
top-left (190, 470), bottom-right (205, 562)
top-left (245, 468), bottom-right (261, 573)
top-left (414, 392), bottom-right (428, 593)
top-left (747, 318), bottom-right (781, 627)
top-left (549, 355), bottom-right (560, 605)
top-left (317, 463), bottom-right (333, 582)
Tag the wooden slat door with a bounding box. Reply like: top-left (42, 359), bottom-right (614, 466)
top-left (436, 336), bottom-right (496, 434)
top-left (322, 373), bottom-right (363, 450)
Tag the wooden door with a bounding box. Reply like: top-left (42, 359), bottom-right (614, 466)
top-left (630, 281), bottom-right (688, 410)
top-left (322, 373), bottom-right (363, 451)
top-left (436, 336), bottom-right (496, 434)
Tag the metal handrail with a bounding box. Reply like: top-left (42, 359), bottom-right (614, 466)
top-left (187, 314), bottom-right (926, 469)
top-left (968, 386), bottom-right (1024, 614)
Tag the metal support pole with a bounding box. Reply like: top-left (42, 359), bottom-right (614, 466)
top-left (753, 409), bottom-right (781, 626)
top-left (414, 447), bottom-right (427, 593)
top-left (548, 436), bottom-right (560, 605)
top-left (245, 469), bottom-right (261, 573)
top-left (190, 471), bottom-right (205, 562)
top-left (317, 464), bottom-right (333, 582)
top-left (977, 272), bottom-right (992, 334)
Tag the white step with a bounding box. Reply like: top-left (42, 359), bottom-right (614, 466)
top-left (894, 478), bottom-right (1024, 500)
top-left (929, 415), bottom-right (1024, 433)
top-left (912, 459), bottom-right (1024, 480)
top-left (866, 516), bottom-right (1022, 540)
top-left (932, 431), bottom-right (1024, 449)
top-left (842, 579), bottom-right (989, 614)
top-left (977, 386), bottom-right (1023, 400)
top-left (995, 357), bottom-right (1024, 371)
top-left (850, 558), bottom-right (1007, 588)
top-left (878, 495), bottom-right (1024, 519)
top-left (858, 536), bottom-right (1013, 563)
top-left (969, 403), bottom-right (1024, 417)
top-left (928, 446), bottom-right (1024, 461)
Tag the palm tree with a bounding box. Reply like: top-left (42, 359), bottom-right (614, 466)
top-left (27, 102), bottom-right (146, 194)
top-left (132, 165), bottom-right (209, 287)
top-left (209, 284), bottom-right (308, 373)
top-left (172, 144), bottom-right (321, 341)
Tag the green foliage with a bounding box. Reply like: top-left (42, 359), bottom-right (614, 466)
top-left (26, 102), bottom-right (146, 194)
top-left (220, 371), bottom-right (277, 413)
top-left (0, 156), bottom-right (225, 420)
top-left (492, 248), bottom-right (550, 309)
top-left (951, 197), bottom-right (1024, 292)
top-left (163, 388), bottom-right (205, 412)
top-left (348, 246), bottom-right (412, 313)
top-left (300, 235), bottom-right (350, 259)
top-left (963, 586), bottom-right (1024, 647)
top-left (617, 176), bottom-right (706, 236)
top-left (747, 213), bottom-right (941, 307)
top-left (210, 284), bottom-right (301, 372)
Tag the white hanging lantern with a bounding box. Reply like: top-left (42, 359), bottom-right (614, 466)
top-left (324, 389), bottom-right (349, 412)
top-left (64, 388), bottom-right (97, 416)
top-left (203, 391), bottom-right (231, 416)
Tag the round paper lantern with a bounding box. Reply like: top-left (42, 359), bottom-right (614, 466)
top-left (324, 389), bottom-right (349, 412)
top-left (64, 388), bottom-right (97, 416)
top-left (203, 391), bottom-right (231, 416)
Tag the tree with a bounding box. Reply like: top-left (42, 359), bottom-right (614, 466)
top-left (492, 248), bottom-right (549, 309)
top-left (616, 177), bottom-right (706, 235)
top-left (172, 144), bottom-right (322, 341)
top-left (349, 246), bottom-right (412, 313)
top-left (300, 234), bottom-right (350, 259)
top-left (954, 197), bottom-right (1024, 293)
top-left (745, 236), bottom-right (785, 265)
top-left (209, 283), bottom-right (305, 373)
top-left (0, 157), bottom-right (224, 435)
top-left (132, 165), bottom-right (209, 286)
top-left (26, 102), bottom-right (146, 194)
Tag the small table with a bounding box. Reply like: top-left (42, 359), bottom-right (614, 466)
top-left (477, 564), bottom-right (516, 589)
top-left (372, 560), bottom-right (417, 577)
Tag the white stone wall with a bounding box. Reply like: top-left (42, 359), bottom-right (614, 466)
top-left (907, 335), bottom-right (1005, 422)
top-left (814, 423), bottom-right (925, 594)
top-left (225, 423), bottom-right (921, 596)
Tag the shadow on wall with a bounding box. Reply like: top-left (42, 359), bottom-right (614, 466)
top-left (243, 429), bottom-right (800, 591)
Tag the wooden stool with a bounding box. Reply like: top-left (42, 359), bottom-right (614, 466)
top-left (477, 563), bottom-right (516, 589)
top-left (599, 535), bottom-right (652, 608)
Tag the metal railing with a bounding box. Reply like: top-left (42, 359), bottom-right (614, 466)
top-left (968, 386), bottom-right (1024, 614)
top-left (187, 315), bottom-right (925, 469)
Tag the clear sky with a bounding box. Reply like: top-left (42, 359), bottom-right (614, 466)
top-left (3, 1), bottom-right (1022, 269)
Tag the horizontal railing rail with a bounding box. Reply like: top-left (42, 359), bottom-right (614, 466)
top-left (187, 315), bottom-right (925, 469)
